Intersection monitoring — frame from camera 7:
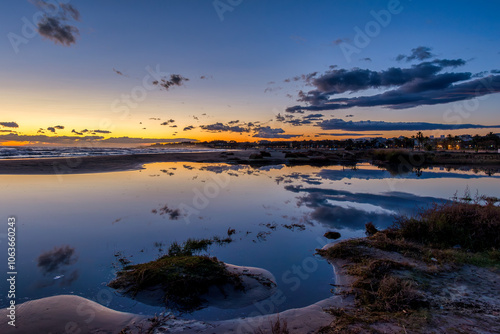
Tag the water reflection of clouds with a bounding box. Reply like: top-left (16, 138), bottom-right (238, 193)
top-left (275, 172), bottom-right (323, 185)
top-left (325, 199), bottom-right (397, 216)
top-left (37, 245), bottom-right (78, 275)
top-left (199, 165), bottom-right (251, 174)
top-left (36, 245), bottom-right (79, 288)
top-left (317, 167), bottom-right (499, 181)
top-left (286, 185), bottom-right (444, 230)
top-left (197, 164), bottom-right (286, 177)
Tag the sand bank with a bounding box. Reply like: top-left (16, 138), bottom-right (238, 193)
top-left (0, 262), bottom-right (345, 334)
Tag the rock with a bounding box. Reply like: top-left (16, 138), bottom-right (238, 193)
top-left (324, 231), bottom-right (341, 240)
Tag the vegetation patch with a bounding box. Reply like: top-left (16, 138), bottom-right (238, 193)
top-left (393, 194), bottom-right (500, 252)
top-left (109, 237), bottom-right (241, 311)
top-left (318, 194), bottom-right (500, 333)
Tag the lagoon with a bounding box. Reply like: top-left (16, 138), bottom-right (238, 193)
top-left (1, 162), bottom-right (498, 320)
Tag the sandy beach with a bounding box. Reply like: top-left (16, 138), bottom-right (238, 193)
top-left (0, 150), bottom-right (259, 175)
top-left (0, 262), bottom-right (346, 334)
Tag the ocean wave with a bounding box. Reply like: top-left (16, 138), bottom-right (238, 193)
top-left (0, 147), bottom-right (223, 159)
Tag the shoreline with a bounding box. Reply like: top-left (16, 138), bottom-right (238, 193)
top-left (0, 261), bottom-right (347, 334)
top-left (2, 233), bottom-right (499, 333)
top-left (0, 149), bottom-right (498, 175)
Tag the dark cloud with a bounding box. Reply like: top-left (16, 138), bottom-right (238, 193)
top-left (152, 74), bottom-right (189, 91)
top-left (183, 126), bottom-right (195, 131)
top-left (396, 46), bottom-right (434, 62)
top-left (72, 129), bottom-right (110, 135)
top-left (275, 113), bottom-right (324, 127)
top-left (0, 122), bottom-right (19, 128)
top-left (283, 48), bottom-right (500, 112)
top-left (316, 132), bottom-right (383, 136)
top-left (287, 73), bottom-right (499, 112)
top-left (35, 0), bottom-right (80, 47)
top-left (113, 68), bottom-right (124, 76)
top-left (38, 18), bottom-right (78, 46)
top-left (0, 133), bottom-right (196, 145)
top-left (303, 113), bottom-right (324, 119)
top-left (200, 122), bottom-right (251, 133)
top-left (100, 137), bottom-right (195, 144)
top-left (360, 57), bottom-right (372, 62)
top-left (37, 245), bottom-right (77, 275)
top-left (160, 119), bottom-right (175, 126)
top-left (252, 126), bottom-right (300, 139)
top-left (318, 118), bottom-right (500, 131)
top-left (47, 125), bottom-right (64, 132)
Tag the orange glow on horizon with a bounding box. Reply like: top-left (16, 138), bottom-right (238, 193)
top-left (0, 141), bottom-right (32, 146)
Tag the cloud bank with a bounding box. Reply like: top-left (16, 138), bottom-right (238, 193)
top-left (0, 133), bottom-right (196, 145)
top-left (286, 48), bottom-right (500, 112)
top-left (318, 119), bottom-right (500, 131)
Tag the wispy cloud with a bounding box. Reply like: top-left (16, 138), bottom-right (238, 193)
top-left (396, 46), bottom-right (434, 62)
top-left (153, 74), bottom-right (189, 91)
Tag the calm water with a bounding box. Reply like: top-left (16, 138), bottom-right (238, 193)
top-left (1, 162), bottom-right (499, 320)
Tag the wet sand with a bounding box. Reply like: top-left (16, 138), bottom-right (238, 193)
top-left (0, 150), bottom-right (262, 175)
top-left (0, 263), bottom-right (345, 334)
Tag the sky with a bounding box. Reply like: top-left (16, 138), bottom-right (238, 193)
top-left (1, 0), bottom-right (499, 146)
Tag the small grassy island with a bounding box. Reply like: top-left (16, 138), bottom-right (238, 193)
top-left (318, 194), bottom-right (500, 333)
top-left (109, 237), bottom-right (276, 312)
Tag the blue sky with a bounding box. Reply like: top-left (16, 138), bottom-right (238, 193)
top-left (0, 0), bottom-right (499, 145)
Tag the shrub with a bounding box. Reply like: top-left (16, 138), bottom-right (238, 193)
top-left (393, 199), bottom-right (500, 252)
top-left (365, 222), bottom-right (379, 236)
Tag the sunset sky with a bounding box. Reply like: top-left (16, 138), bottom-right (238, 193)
top-left (1, 0), bottom-right (499, 146)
